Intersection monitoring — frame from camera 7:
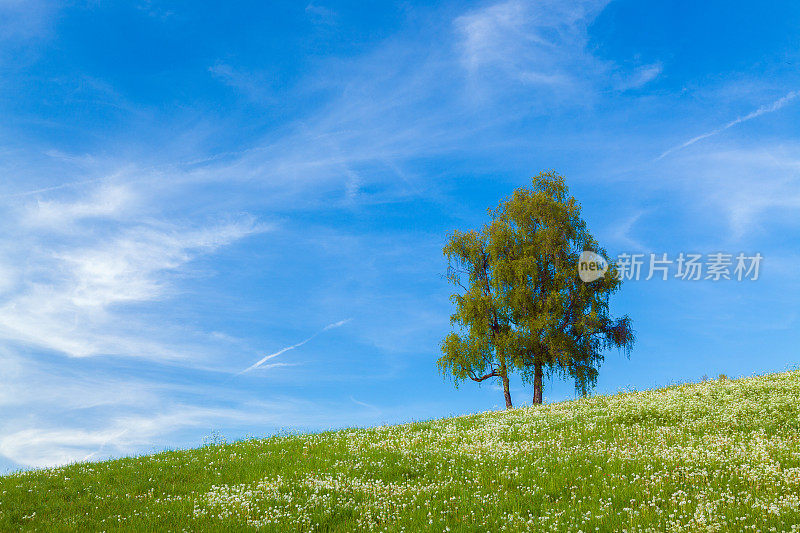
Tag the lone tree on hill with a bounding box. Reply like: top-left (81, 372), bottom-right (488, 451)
top-left (438, 171), bottom-right (634, 408)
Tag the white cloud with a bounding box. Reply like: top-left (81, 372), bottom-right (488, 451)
top-left (650, 143), bottom-right (800, 239)
top-left (699, 148), bottom-right (800, 238)
top-left (0, 180), bottom-right (266, 359)
top-left (208, 62), bottom-right (275, 103)
top-left (0, 261), bottom-right (16, 295)
top-left (617, 62), bottom-right (663, 91)
top-left (0, 394), bottom-right (413, 467)
top-left (24, 183), bottom-right (137, 229)
top-left (57, 222), bottom-right (261, 308)
top-left (455, 0), bottom-right (610, 92)
top-left (603, 210), bottom-right (648, 252)
top-left (0, 407), bottom-right (240, 467)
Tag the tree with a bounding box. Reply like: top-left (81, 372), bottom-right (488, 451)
top-left (438, 171), bottom-right (634, 408)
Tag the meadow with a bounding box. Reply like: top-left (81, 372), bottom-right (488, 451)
top-left (3, 370), bottom-right (800, 531)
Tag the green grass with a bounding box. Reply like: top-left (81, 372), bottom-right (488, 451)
top-left (4, 371), bottom-right (800, 531)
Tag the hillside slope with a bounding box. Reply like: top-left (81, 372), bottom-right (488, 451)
top-left (3, 371), bottom-right (800, 531)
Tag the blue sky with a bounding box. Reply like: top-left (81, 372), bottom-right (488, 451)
top-left (1, 0), bottom-right (799, 471)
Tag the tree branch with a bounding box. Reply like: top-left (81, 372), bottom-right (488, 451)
top-left (469, 369), bottom-right (500, 382)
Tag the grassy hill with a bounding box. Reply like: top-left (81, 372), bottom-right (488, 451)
top-left (3, 371), bottom-right (800, 532)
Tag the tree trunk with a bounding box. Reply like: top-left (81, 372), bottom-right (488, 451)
top-left (501, 372), bottom-right (513, 409)
top-left (532, 362), bottom-right (543, 404)
top-left (499, 359), bottom-right (513, 409)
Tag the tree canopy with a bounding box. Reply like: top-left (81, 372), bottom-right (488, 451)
top-left (439, 171), bottom-right (634, 408)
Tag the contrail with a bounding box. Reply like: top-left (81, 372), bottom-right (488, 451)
top-left (323, 319), bottom-right (351, 331)
top-left (0, 177), bottom-right (105, 200)
top-left (657, 90), bottom-right (800, 160)
top-left (238, 318), bottom-right (351, 374)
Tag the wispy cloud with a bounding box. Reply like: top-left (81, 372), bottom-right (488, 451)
top-left (24, 183), bottom-right (136, 228)
top-left (616, 62), bottom-right (663, 91)
top-left (208, 61), bottom-right (275, 103)
top-left (455, 0), bottom-right (610, 97)
top-left (675, 146), bottom-right (800, 238)
top-left (0, 180), bottom-right (266, 360)
top-left (604, 210), bottom-right (648, 252)
top-left (658, 90), bottom-right (800, 160)
top-left (0, 390), bottom-right (437, 468)
top-left (0, 406), bottom-right (249, 467)
top-left (240, 319), bottom-right (351, 374)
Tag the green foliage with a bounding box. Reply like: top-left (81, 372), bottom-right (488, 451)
top-left (439, 171), bottom-right (634, 404)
